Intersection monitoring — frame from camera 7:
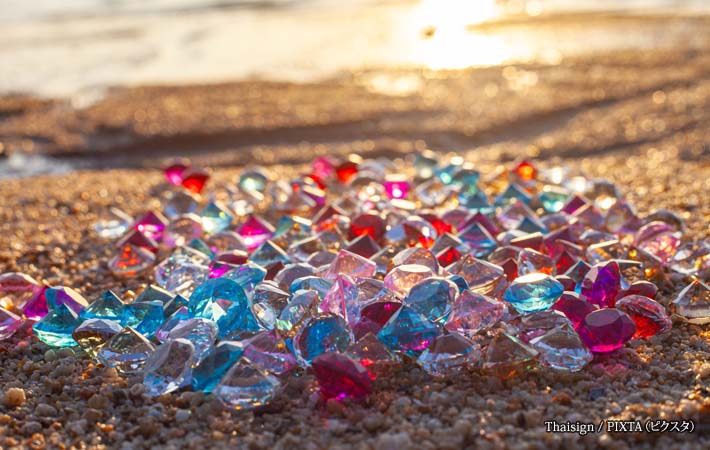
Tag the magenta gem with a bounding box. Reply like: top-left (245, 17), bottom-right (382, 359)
top-left (580, 260), bottom-right (621, 308)
top-left (312, 156), bottom-right (336, 180)
top-left (576, 308), bottom-right (636, 353)
top-left (551, 292), bottom-right (598, 328)
top-left (134, 211), bottom-right (169, 242)
top-left (22, 286), bottom-right (50, 320)
top-left (236, 216), bottom-right (274, 251)
top-left (383, 177), bottom-right (410, 200)
top-left (311, 352), bottom-right (373, 400)
top-left (164, 161), bottom-right (189, 185)
top-left (555, 275), bottom-right (576, 292)
top-left (360, 301), bottom-right (402, 327)
top-left (620, 281), bottom-right (658, 300)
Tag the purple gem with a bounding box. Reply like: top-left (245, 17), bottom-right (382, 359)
top-left (551, 292), bottom-right (598, 328)
top-left (45, 286), bottom-right (89, 315)
top-left (580, 261), bottom-right (621, 308)
top-left (22, 286), bottom-right (50, 320)
top-left (576, 308), bottom-right (636, 353)
top-left (134, 211), bottom-right (168, 242)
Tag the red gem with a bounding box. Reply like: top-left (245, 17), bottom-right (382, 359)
top-left (360, 301), bottom-right (402, 326)
top-left (116, 230), bottom-right (158, 253)
top-left (555, 275), bottom-right (576, 292)
top-left (345, 235), bottom-right (381, 258)
top-left (500, 258), bottom-right (518, 282)
top-left (350, 213), bottom-right (386, 241)
top-left (436, 246), bottom-right (461, 267)
top-left (461, 212), bottom-right (499, 237)
top-left (551, 291), bottom-right (598, 328)
top-left (420, 214), bottom-right (453, 235)
top-left (181, 168), bottom-right (209, 193)
top-left (513, 160), bottom-right (537, 182)
top-left (619, 281), bottom-right (658, 300)
top-left (615, 295), bottom-right (671, 338)
top-left (335, 161), bottom-right (358, 183)
top-left (555, 251), bottom-right (576, 274)
top-left (312, 352), bottom-right (373, 400)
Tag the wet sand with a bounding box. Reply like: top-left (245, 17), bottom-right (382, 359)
top-left (1, 17), bottom-right (710, 450)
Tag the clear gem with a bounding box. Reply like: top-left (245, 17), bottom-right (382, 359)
top-left (213, 359), bottom-right (280, 409)
top-left (323, 250), bottom-right (377, 280)
top-left (530, 323), bottom-right (592, 372)
top-left (672, 280), bottom-right (710, 324)
top-left (97, 327), bottom-right (156, 374)
top-left (242, 330), bottom-right (297, 376)
top-left (482, 332), bottom-right (538, 378)
top-left (0, 272), bottom-right (41, 309)
top-left (0, 307), bottom-right (23, 340)
top-left (72, 318), bottom-right (122, 357)
top-left (417, 333), bottom-right (481, 376)
top-left (166, 318), bottom-right (218, 362)
top-left (404, 278), bottom-right (456, 325)
top-left (143, 338), bottom-right (195, 396)
top-left (109, 244), bottom-right (156, 276)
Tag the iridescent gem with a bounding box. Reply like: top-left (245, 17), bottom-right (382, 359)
top-left (417, 333), bottom-right (481, 376)
top-left (672, 280), bottom-right (710, 324)
top-left (189, 278), bottom-right (260, 338)
top-left (503, 273), bottom-right (564, 313)
top-left (538, 186), bottom-right (570, 213)
top-left (517, 310), bottom-right (572, 342)
top-left (192, 340), bottom-right (245, 392)
top-left (458, 223), bottom-right (496, 257)
top-left (633, 221), bottom-right (681, 263)
top-left (670, 242), bottom-right (710, 275)
top-left (97, 327), bottom-right (155, 373)
top-left (404, 278), bottom-right (456, 325)
top-left (33, 304), bottom-right (82, 347)
top-left (319, 274), bottom-right (359, 323)
top-left (576, 309), bottom-right (636, 353)
top-left (155, 306), bottom-right (191, 343)
top-left (163, 190), bottom-right (200, 219)
top-left (444, 291), bottom-right (505, 337)
top-left (273, 263), bottom-right (316, 292)
top-left (0, 307), bottom-right (23, 340)
top-left (200, 202), bottom-right (233, 235)
top-left (615, 295), bottom-right (671, 338)
top-left (517, 249), bottom-right (554, 276)
top-left (223, 263), bottom-right (268, 294)
top-left (252, 283), bottom-right (289, 328)
top-left (242, 330), bottom-right (297, 376)
top-left (312, 352), bottom-right (373, 400)
top-left (448, 255), bottom-right (505, 294)
top-left (347, 332), bottom-right (398, 375)
top-left (213, 359), bottom-right (280, 409)
top-left (384, 264), bottom-right (434, 297)
top-left (293, 314), bottom-right (353, 366)
top-left (45, 286), bottom-right (88, 316)
top-left (377, 305), bottom-right (440, 356)
top-left (163, 214), bottom-right (203, 248)
top-left (72, 318), bottom-right (122, 357)
top-left (482, 332), bottom-right (538, 378)
top-left (143, 338), bottom-right (195, 396)
top-left (166, 318), bottom-right (218, 362)
top-left (275, 290), bottom-right (318, 332)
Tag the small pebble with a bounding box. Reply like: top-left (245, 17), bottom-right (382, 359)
top-left (35, 403), bottom-right (57, 417)
top-left (3, 388), bottom-right (26, 407)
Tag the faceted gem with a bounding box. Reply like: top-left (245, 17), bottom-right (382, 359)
top-left (359, 298), bottom-right (402, 329)
top-left (249, 241), bottom-right (290, 268)
top-left (0, 272), bottom-right (42, 309)
top-left (163, 294), bottom-right (189, 318)
top-left (192, 341), bottom-right (245, 392)
top-left (143, 338), bottom-right (196, 396)
top-left (312, 352), bottom-right (373, 400)
top-left (223, 263), bottom-right (268, 295)
top-left (237, 216), bottom-right (275, 250)
top-left (122, 300), bottom-right (164, 338)
top-left (97, 327), bottom-right (156, 373)
top-left (205, 231), bottom-right (245, 254)
top-left (670, 242), bottom-right (710, 275)
top-left (0, 307), bottom-right (23, 340)
top-left (615, 295), bottom-right (671, 338)
top-left (22, 286), bottom-right (49, 320)
top-left (164, 160), bottom-right (189, 185)
top-left (580, 261), bottom-right (622, 308)
top-left (155, 306), bottom-right (191, 343)
top-left (242, 330), bottom-right (297, 376)
top-left (517, 249), bottom-right (554, 276)
top-left (200, 202), bottom-right (233, 234)
top-left (214, 359), bottom-right (280, 409)
top-left (273, 263), bottom-right (316, 292)
top-left (164, 214), bottom-right (203, 248)
top-left (377, 305), bottom-right (441, 356)
top-left (576, 309), bottom-right (636, 353)
top-left (417, 333), bottom-right (481, 376)
top-left (517, 310), bottom-right (572, 343)
top-left (323, 250), bottom-right (376, 280)
top-left (503, 273), bottom-right (564, 313)
top-left (383, 176), bottom-right (410, 200)
top-left (80, 290), bottom-right (124, 321)
top-left (275, 290), bottom-right (318, 332)
top-left (109, 244), bottom-right (156, 276)
top-left (482, 333), bottom-right (538, 378)
top-left (392, 247), bottom-right (439, 274)
top-left (181, 168), bottom-right (209, 194)
top-left (620, 281), bottom-right (658, 300)
top-left (448, 255), bottom-right (505, 294)
top-left (404, 278), bottom-right (456, 324)
top-left (33, 304), bottom-right (82, 347)
top-left (134, 210), bottom-right (168, 242)
top-left (312, 156), bottom-right (336, 180)
top-left (45, 286), bottom-right (89, 315)
top-left (633, 221), bottom-right (681, 263)
top-left (539, 186), bottom-right (570, 213)
top-left (252, 283), bottom-right (289, 328)
top-left (72, 318), bottom-right (122, 357)
top-left (512, 160), bottom-right (537, 182)
top-left (93, 208), bottom-right (133, 239)
top-left (335, 160), bottom-right (359, 183)
top-left (458, 223), bottom-right (497, 257)
top-left (166, 318), bottom-right (219, 362)
top-left (188, 278), bottom-right (260, 338)
top-left (551, 292), bottom-right (598, 328)
top-left (239, 168), bottom-right (269, 192)
top-left (293, 314), bottom-right (353, 366)
top-left (671, 280), bottom-right (710, 324)
top-left (135, 285), bottom-right (175, 304)
top-left (271, 216), bottom-right (312, 249)
top-left (347, 332), bottom-right (398, 375)
top-left (163, 190), bottom-right (199, 219)
top-left (495, 184), bottom-right (531, 208)
top-left (444, 291), bottom-right (505, 337)
top-left (530, 323), bottom-right (592, 372)
top-left (350, 213), bottom-right (387, 241)
top-left (345, 235), bottom-right (381, 258)
top-left (319, 275), bottom-right (359, 323)
top-left (384, 264), bottom-right (434, 298)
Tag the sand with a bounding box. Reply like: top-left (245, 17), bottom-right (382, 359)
top-left (1, 17), bottom-right (710, 450)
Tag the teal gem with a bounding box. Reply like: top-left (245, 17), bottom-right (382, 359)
top-left (192, 341), bottom-right (245, 393)
top-left (249, 241), bottom-right (290, 267)
top-left (156, 306), bottom-right (191, 342)
top-left (459, 190), bottom-right (493, 213)
top-left (222, 263), bottom-right (267, 295)
top-left (495, 184), bottom-right (531, 208)
top-left (189, 278), bottom-right (260, 338)
top-left (503, 273), bottom-right (564, 313)
top-left (33, 304), bottom-right (82, 347)
top-left (518, 217), bottom-right (548, 234)
top-left (271, 216), bottom-right (312, 248)
top-left (434, 163), bottom-right (461, 185)
top-left (81, 290), bottom-right (124, 321)
top-left (446, 275), bottom-right (469, 293)
top-left (239, 168), bottom-right (268, 192)
top-left (188, 239), bottom-right (215, 258)
top-left (539, 187), bottom-right (571, 213)
top-left (134, 285), bottom-right (174, 304)
top-left (377, 305), bottom-right (441, 356)
top-left (293, 313), bottom-right (353, 366)
top-left (200, 202), bottom-right (233, 234)
top-left (163, 294), bottom-right (189, 318)
top-left (404, 278), bottom-right (457, 325)
top-left (121, 300), bottom-right (164, 337)
top-left (451, 168), bottom-right (481, 197)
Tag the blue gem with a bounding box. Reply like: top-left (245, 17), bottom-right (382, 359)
top-left (222, 263), bottom-right (267, 295)
top-left (458, 223), bottom-right (497, 257)
top-left (192, 341), bottom-right (244, 393)
top-left (495, 184), bottom-right (531, 208)
top-left (81, 290), bottom-right (124, 321)
top-left (293, 313), bottom-right (353, 366)
top-left (163, 294), bottom-right (189, 318)
top-left (33, 304), bottom-right (82, 347)
top-left (200, 202), bottom-right (233, 234)
top-left (377, 305), bottom-right (441, 356)
top-left (189, 278), bottom-right (260, 338)
top-left (446, 275), bottom-right (469, 293)
top-left (539, 187), bottom-right (570, 213)
top-left (503, 273), bottom-right (564, 313)
top-left (121, 300), bottom-right (164, 337)
top-left (155, 306), bottom-right (191, 342)
top-left (289, 276), bottom-right (333, 296)
top-left (45, 286), bottom-right (88, 315)
top-left (404, 278), bottom-right (456, 325)
top-left (188, 239), bottom-right (215, 258)
top-left (249, 241), bottom-right (290, 267)
top-left (459, 190), bottom-right (493, 213)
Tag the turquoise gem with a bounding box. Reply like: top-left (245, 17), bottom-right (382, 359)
top-left (163, 294), bottom-right (189, 318)
top-left (503, 273), bottom-right (564, 313)
top-left (33, 304), bottom-right (82, 347)
top-left (446, 275), bottom-right (469, 293)
top-left (188, 239), bottom-right (215, 258)
top-left (239, 169), bottom-right (268, 192)
top-left (272, 216), bottom-right (312, 246)
top-left (192, 341), bottom-right (245, 393)
top-left (404, 278), bottom-right (457, 325)
top-left (459, 190), bottom-right (493, 213)
top-left (539, 187), bottom-right (570, 213)
top-left (200, 202), bottom-right (233, 234)
top-left (81, 290), bottom-right (124, 321)
top-left (121, 300), bottom-right (164, 337)
top-left (189, 278), bottom-right (260, 338)
top-left (377, 305), bottom-right (441, 356)
top-left (518, 217), bottom-right (547, 234)
top-left (134, 285), bottom-right (173, 304)
top-left (293, 313), bottom-right (353, 366)
top-left (222, 263), bottom-right (267, 295)
top-left (249, 241), bottom-right (290, 267)
top-left (495, 184), bottom-right (531, 208)
top-left (434, 163), bottom-right (461, 185)
top-left (45, 286), bottom-right (88, 315)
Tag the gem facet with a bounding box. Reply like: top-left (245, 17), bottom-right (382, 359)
top-left (576, 309), bottom-right (636, 353)
top-left (503, 273), bottom-right (564, 313)
top-left (312, 352), bottom-right (373, 400)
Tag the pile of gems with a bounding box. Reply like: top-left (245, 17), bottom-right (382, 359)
top-left (1, 153), bottom-right (710, 409)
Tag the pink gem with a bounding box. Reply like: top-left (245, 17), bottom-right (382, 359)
top-left (323, 250), bottom-right (377, 280)
top-left (236, 216), bottom-right (274, 251)
top-left (0, 307), bottom-right (23, 340)
top-left (164, 161), bottom-right (189, 185)
top-left (551, 292), bottom-right (598, 328)
top-left (22, 286), bottom-right (50, 320)
top-left (620, 281), bottom-right (658, 300)
top-left (312, 156), bottom-right (336, 180)
top-left (134, 211), bottom-right (168, 242)
top-left (311, 352), bottom-right (373, 400)
top-left (116, 230), bottom-right (159, 253)
top-left (577, 308), bottom-right (636, 353)
top-left (615, 295), bottom-right (671, 339)
top-left (580, 260), bottom-right (621, 308)
top-left (0, 272), bottom-right (41, 309)
top-left (383, 176), bottom-right (410, 200)
top-left (633, 221), bottom-right (681, 263)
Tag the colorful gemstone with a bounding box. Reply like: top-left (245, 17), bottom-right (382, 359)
top-left (580, 260), bottom-right (622, 308)
top-left (312, 352), bottom-right (373, 400)
top-left (377, 305), bottom-right (441, 356)
top-left (576, 309), bottom-right (636, 353)
top-left (236, 216), bottom-right (274, 250)
top-left (417, 333), bottom-right (481, 376)
top-left (551, 292), bottom-right (598, 328)
top-left (80, 290), bottom-right (124, 321)
top-left (143, 338), bottom-right (195, 396)
top-left (503, 273), bottom-right (564, 313)
top-left (33, 304), bottom-right (82, 347)
top-left (404, 278), bottom-right (456, 325)
top-left (0, 307), bottom-right (23, 340)
top-left (109, 244), bottom-right (156, 276)
top-left (615, 295), bottom-right (672, 338)
top-left (384, 264), bottom-right (434, 298)
top-left (293, 313), bottom-right (353, 366)
top-left (192, 341), bottom-right (245, 393)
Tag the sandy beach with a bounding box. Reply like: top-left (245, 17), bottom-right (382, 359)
top-left (1, 5), bottom-right (710, 450)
